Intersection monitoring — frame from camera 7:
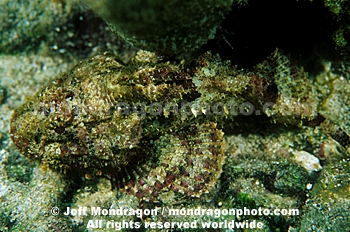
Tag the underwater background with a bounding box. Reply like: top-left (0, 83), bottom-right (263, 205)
top-left (0, 0), bottom-right (349, 231)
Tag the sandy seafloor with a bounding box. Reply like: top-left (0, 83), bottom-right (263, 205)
top-left (0, 0), bottom-right (350, 231)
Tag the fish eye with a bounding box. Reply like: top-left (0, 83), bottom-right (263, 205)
top-left (54, 126), bottom-right (65, 134)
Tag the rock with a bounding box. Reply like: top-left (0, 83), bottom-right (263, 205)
top-left (292, 151), bottom-right (322, 174)
top-left (83, 0), bottom-right (234, 54)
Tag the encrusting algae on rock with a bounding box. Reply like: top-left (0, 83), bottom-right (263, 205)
top-left (82, 0), bottom-right (234, 55)
top-left (10, 49), bottom-right (350, 203)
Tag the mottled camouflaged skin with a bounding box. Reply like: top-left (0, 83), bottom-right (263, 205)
top-left (10, 50), bottom-right (349, 202)
top-left (10, 51), bottom-right (228, 202)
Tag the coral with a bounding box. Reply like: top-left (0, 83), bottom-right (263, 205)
top-left (83, 0), bottom-right (234, 55)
